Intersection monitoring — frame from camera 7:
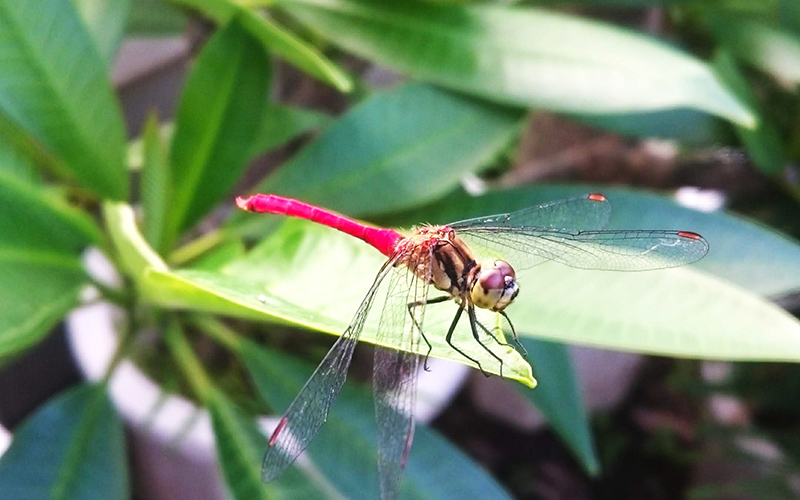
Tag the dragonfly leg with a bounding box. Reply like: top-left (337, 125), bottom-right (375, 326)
top-left (407, 295), bottom-right (450, 371)
top-left (468, 305), bottom-right (505, 379)
top-left (445, 304), bottom-right (488, 377)
top-left (500, 311), bottom-right (527, 357)
top-left (474, 319), bottom-right (513, 350)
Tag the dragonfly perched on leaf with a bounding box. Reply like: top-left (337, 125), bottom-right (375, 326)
top-left (236, 192), bottom-right (708, 500)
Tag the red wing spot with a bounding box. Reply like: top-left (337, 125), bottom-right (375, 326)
top-left (587, 193), bottom-right (607, 202)
top-left (677, 231), bottom-right (702, 240)
top-left (269, 416), bottom-right (287, 447)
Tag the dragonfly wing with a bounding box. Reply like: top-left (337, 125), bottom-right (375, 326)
top-left (262, 259), bottom-right (397, 482)
top-left (449, 193), bottom-right (611, 233)
top-left (373, 250), bottom-right (431, 500)
top-left (456, 227), bottom-right (708, 271)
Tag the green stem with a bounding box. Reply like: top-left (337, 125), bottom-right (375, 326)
top-left (87, 275), bottom-right (130, 307)
top-left (168, 228), bottom-right (228, 266)
top-left (164, 320), bottom-right (214, 402)
top-left (188, 314), bottom-right (244, 353)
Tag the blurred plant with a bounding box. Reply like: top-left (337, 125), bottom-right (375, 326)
top-left (0, 0), bottom-right (798, 498)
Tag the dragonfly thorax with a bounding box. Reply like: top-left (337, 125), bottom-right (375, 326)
top-left (470, 259), bottom-right (519, 312)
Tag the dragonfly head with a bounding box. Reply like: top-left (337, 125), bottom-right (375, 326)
top-left (471, 260), bottom-right (519, 312)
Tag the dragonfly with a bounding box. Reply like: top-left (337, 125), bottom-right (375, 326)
top-left (236, 192), bottom-right (708, 500)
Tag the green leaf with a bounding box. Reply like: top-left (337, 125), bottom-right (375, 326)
top-left (280, 0), bottom-right (755, 126)
top-left (71, 0), bottom-right (132, 64)
top-left (0, 384), bottom-right (129, 500)
top-left (165, 18), bottom-right (271, 246)
top-left (250, 105), bottom-right (332, 160)
top-left (189, 238), bottom-right (245, 271)
top-left (127, 0), bottom-right (187, 35)
top-left (572, 108), bottom-right (732, 146)
top-left (251, 83), bottom-right (524, 218)
top-left (0, 0), bottom-right (128, 199)
top-left (208, 391), bottom-right (329, 500)
top-left (103, 201), bottom-right (167, 281)
top-left (0, 128), bottom-right (39, 184)
top-left (782, 0), bottom-right (800, 35)
top-left (0, 175), bottom-right (100, 361)
top-left (143, 220), bottom-right (534, 385)
top-left (168, 0), bottom-right (353, 92)
top-left (242, 342), bottom-right (514, 499)
top-left (709, 15), bottom-right (800, 86)
top-left (515, 338), bottom-right (599, 476)
top-left (385, 185), bottom-right (800, 297)
top-left (141, 114), bottom-right (171, 253)
top-left (713, 50), bottom-right (786, 175)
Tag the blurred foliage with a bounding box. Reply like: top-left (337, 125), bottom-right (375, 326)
top-left (0, 0), bottom-right (798, 498)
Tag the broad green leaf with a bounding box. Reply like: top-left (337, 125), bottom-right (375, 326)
top-left (782, 0), bottom-right (800, 35)
top-left (103, 202), bottom-right (167, 280)
top-left (141, 114), bottom-right (171, 253)
top-left (189, 239), bottom-right (245, 271)
top-left (243, 342), bottom-right (514, 500)
top-left (250, 105), bottom-right (332, 160)
top-left (573, 108), bottom-right (732, 145)
top-left (515, 338), bottom-right (598, 476)
top-left (0, 128), bottom-right (39, 184)
top-left (709, 15), bottom-right (800, 86)
top-left (0, 0), bottom-right (128, 199)
top-left (71, 0), bottom-right (132, 64)
top-left (166, 19), bottom-right (270, 245)
top-left (0, 384), bottom-right (129, 500)
top-left (0, 175), bottom-right (100, 361)
top-left (280, 0), bottom-right (755, 126)
top-left (713, 50), bottom-right (786, 175)
top-left (143, 220), bottom-right (534, 385)
top-left (208, 391), bottom-right (329, 500)
top-left (385, 185), bottom-right (800, 297)
top-left (127, 0), bottom-right (187, 35)
top-left (251, 83), bottom-right (524, 218)
top-left (168, 0), bottom-right (353, 92)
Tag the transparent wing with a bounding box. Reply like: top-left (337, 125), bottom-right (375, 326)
top-left (373, 249), bottom-right (432, 500)
top-left (456, 227), bottom-right (709, 271)
top-left (449, 193), bottom-right (611, 233)
top-left (262, 259), bottom-right (397, 482)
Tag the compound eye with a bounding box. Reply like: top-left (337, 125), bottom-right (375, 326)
top-left (471, 260), bottom-right (519, 311)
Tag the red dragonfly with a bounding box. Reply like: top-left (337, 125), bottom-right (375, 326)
top-left (236, 193), bottom-right (708, 499)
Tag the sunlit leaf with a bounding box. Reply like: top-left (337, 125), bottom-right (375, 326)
top-left (280, 0), bottom-right (755, 125)
top-left (0, 384), bottom-right (129, 500)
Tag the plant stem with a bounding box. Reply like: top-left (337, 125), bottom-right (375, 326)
top-left (188, 314), bottom-right (244, 353)
top-left (163, 320), bottom-right (214, 402)
top-left (87, 275), bottom-right (130, 307)
top-left (168, 228), bottom-right (227, 266)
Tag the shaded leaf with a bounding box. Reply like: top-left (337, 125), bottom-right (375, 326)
top-left (71, 0), bottom-right (131, 64)
top-left (243, 341), bottom-right (514, 500)
top-left (713, 50), bottom-right (786, 175)
top-left (169, 0), bottom-right (352, 91)
top-left (0, 384), bottom-right (129, 500)
top-left (0, 0), bottom-right (128, 199)
top-left (250, 105), bottom-right (332, 160)
top-left (710, 15), bottom-right (800, 86)
top-left (515, 338), bottom-right (598, 476)
top-left (127, 0), bottom-right (187, 35)
top-left (166, 18), bottom-right (270, 245)
top-left (249, 83), bottom-right (524, 219)
top-left (281, 0), bottom-right (755, 125)
top-left (573, 108), bottom-right (732, 145)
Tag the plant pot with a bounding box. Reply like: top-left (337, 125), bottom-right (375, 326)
top-left (66, 253), bottom-right (470, 500)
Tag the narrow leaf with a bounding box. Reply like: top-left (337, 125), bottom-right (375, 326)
top-left (166, 18), bottom-right (270, 245)
top-left (243, 342), bottom-right (514, 500)
top-left (71, 0), bottom-right (132, 64)
top-left (141, 113), bottom-right (171, 253)
top-left (0, 0), bottom-right (128, 198)
top-left (0, 384), bottom-right (129, 500)
top-left (254, 83), bottom-right (524, 217)
top-left (280, 0), bottom-right (755, 126)
top-left (169, 0), bottom-right (352, 91)
top-left (713, 50), bottom-right (786, 175)
top-left (515, 338), bottom-right (599, 476)
top-left (710, 15), bottom-right (800, 86)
